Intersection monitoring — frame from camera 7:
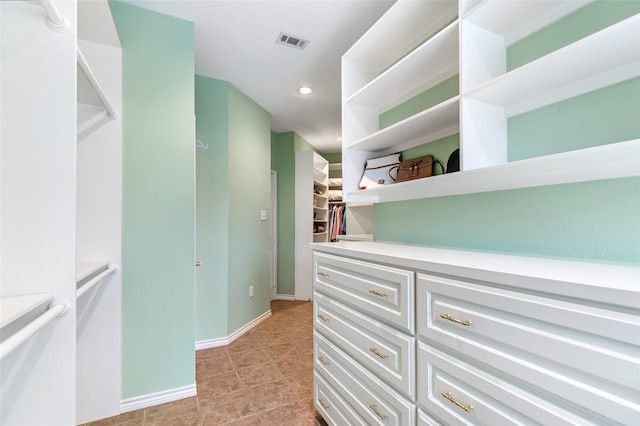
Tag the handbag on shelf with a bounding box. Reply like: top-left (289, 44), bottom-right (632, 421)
top-left (359, 152), bottom-right (402, 190)
top-left (395, 154), bottom-right (444, 183)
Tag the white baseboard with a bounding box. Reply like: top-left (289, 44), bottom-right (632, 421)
top-left (276, 294), bottom-right (295, 300)
top-left (195, 310), bottom-right (272, 350)
top-left (120, 384), bottom-right (197, 413)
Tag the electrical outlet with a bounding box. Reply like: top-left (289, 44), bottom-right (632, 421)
top-left (249, 285), bottom-right (254, 298)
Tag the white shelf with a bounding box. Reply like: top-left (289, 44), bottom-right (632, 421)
top-left (346, 140), bottom-right (640, 203)
top-left (464, 0), bottom-right (594, 45)
top-left (76, 260), bottom-right (110, 283)
top-left (344, 0), bottom-right (458, 76)
top-left (346, 20), bottom-right (459, 112)
top-left (347, 96), bottom-right (459, 153)
top-left (1, 293), bottom-right (54, 329)
top-left (337, 234), bottom-right (374, 242)
top-left (465, 14), bottom-right (640, 117)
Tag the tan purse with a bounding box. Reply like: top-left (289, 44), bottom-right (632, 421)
top-left (395, 155), bottom-right (444, 183)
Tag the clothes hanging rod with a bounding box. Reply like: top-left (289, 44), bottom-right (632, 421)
top-left (76, 264), bottom-right (117, 299)
top-left (77, 47), bottom-right (118, 119)
top-left (39, 0), bottom-right (69, 32)
top-left (0, 303), bottom-right (66, 361)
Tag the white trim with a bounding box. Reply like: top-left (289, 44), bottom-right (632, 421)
top-left (276, 293), bottom-right (295, 301)
top-left (120, 384), bottom-right (196, 413)
top-left (195, 310), bottom-right (272, 350)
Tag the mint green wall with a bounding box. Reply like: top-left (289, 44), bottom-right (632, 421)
top-left (509, 78), bottom-right (640, 161)
top-left (507, 0), bottom-right (640, 70)
top-left (110, 1), bottom-right (195, 398)
top-left (195, 76), bottom-right (230, 340)
top-left (195, 75), bottom-right (271, 337)
top-left (379, 75), bottom-right (459, 129)
top-left (227, 85), bottom-right (272, 332)
top-left (375, 177), bottom-right (640, 263)
top-left (271, 131), bottom-right (296, 296)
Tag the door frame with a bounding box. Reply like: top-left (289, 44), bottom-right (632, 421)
top-left (270, 170), bottom-right (278, 300)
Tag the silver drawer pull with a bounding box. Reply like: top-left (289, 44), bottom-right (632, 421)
top-left (318, 314), bottom-right (330, 322)
top-left (440, 313), bottom-right (471, 327)
top-left (319, 398), bottom-right (330, 410)
top-left (318, 356), bottom-right (330, 366)
top-left (317, 271), bottom-right (330, 277)
top-left (441, 392), bottom-right (473, 412)
top-left (369, 347), bottom-right (389, 359)
top-left (369, 289), bottom-right (388, 297)
top-left (369, 404), bottom-right (388, 420)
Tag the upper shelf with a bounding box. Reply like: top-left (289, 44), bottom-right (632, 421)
top-left (465, 14), bottom-right (640, 117)
top-left (347, 96), bottom-right (459, 153)
top-left (464, 0), bottom-right (594, 45)
top-left (77, 260), bottom-right (110, 283)
top-left (1, 293), bottom-right (53, 330)
top-left (346, 20), bottom-right (459, 113)
top-left (345, 139), bottom-right (640, 203)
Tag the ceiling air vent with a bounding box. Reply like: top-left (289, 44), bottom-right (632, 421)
top-left (276, 32), bottom-right (309, 50)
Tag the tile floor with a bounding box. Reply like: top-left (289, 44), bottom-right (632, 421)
top-left (84, 300), bottom-right (327, 426)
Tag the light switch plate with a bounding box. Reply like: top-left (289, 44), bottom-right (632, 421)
top-left (260, 210), bottom-right (267, 221)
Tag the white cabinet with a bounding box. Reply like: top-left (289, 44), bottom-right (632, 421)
top-left (312, 248), bottom-right (417, 425)
top-left (295, 151), bottom-right (329, 300)
top-left (311, 241), bottom-right (640, 426)
top-left (341, 0), bottom-right (640, 204)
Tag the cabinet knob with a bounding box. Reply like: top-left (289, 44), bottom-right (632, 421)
top-left (318, 398), bottom-right (330, 410)
top-left (317, 271), bottom-right (330, 277)
top-left (318, 314), bottom-right (330, 322)
top-left (318, 356), bottom-right (330, 366)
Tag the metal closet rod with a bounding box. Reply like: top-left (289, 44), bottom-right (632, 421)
top-left (0, 303), bottom-right (67, 361)
top-left (38, 0), bottom-right (118, 118)
top-left (76, 263), bottom-right (118, 299)
top-left (77, 47), bottom-right (118, 119)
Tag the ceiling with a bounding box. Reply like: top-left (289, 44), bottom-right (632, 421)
top-left (91, 0), bottom-right (396, 153)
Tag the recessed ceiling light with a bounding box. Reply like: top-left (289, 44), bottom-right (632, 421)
top-left (297, 86), bottom-right (313, 95)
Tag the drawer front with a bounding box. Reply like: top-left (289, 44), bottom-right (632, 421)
top-left (314, 251), bottom-right (415, 333)
top-left (315, 331), bottom-right (416, 426)
top-left (417, 409), bottom-right (442, 426)
top-left (417, 342), bottom-right (600, 426)
top-left (315, 292), bottom-right (415, 398)
top-left (314, 372), bottom-right (363, 426)
top-left (416, 273), bottom-right (640, 425)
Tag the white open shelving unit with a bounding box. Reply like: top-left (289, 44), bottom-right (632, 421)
top-left (341, 0), bottom-right (640, 204)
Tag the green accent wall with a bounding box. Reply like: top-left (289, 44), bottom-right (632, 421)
top-left (195, 77), bottom-right (229, 340)
top-left (507, 0), bottom-right (640, 70)
top-left (374, 177), bottom-right (640, 264)
top-left (271, 132), bottom-right (296, 296)
top-left (110, 1), bottom-right (195, 398)
top-left (379, 75), bottom-right (459, 129)
top-left (508, 78), bottom-right (640, 161)
top-left (195, 76), bottom-right (271, 338)
top-left (227, 84), bottom-right (272, 332)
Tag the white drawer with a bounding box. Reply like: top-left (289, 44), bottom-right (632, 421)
top-left (315, 292), bottom-right (415, 398)
top-left (314, 251), bottom-right (415, 333)
top-left (416, 273), bottom-right (640, 425)
top-left (417, 408), bottom-right (442, 426)
top-left (417, 342), bottom-right (601, 426)
top-left (314, 372), bottom-right (363, 426)
top-left (314, 331), bottom-right (416, 426)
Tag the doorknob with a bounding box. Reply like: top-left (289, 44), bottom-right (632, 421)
top-left (195, 261), bottom-right (202, 267)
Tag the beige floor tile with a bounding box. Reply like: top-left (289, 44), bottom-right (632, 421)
top-left (235, 362), bottom-right (284, 387)
top-left (248, 379), bottom-right (300, 413)
top-left (197, 371), bottom-right (243, 399)
top-left (199, 390), bottom-right (253, 424)
top-left (227, 347), bottom-right (270, 369)
top-left (258, 401), bottom-right (317, 426)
